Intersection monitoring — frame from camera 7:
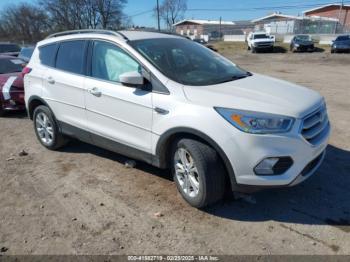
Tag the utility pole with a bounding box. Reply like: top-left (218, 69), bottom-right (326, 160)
top-left (157, 0), bottom-right (161, 31)
top-left (335, 0), bottom-right (344, 34)
top-left (219, 16), bottom-right (222, 40)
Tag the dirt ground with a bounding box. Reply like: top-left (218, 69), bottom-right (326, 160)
top-left (0, 50), bottom-right (349, 255)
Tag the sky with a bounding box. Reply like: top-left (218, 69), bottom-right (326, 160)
top-left (0, 0), bottom-right (342, 28)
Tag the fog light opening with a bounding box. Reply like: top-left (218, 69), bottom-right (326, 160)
top-left (254, 157), bottom-right (293, 176)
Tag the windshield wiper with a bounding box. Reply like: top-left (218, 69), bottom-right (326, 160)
top-left (216, 72), bottom-right (252, 84)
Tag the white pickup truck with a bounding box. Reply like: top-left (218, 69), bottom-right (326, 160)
top-left (247, 32), bottom-right (275, 53)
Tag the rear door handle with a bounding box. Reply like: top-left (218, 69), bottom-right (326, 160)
top-left (154, 107), bottom-right (169, 115)
top-left (88, 87), bottom-right (102, 97)
top-left (47, 76), bottom-right (55, 84)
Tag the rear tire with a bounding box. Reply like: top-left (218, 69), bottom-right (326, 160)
top-left (0, 102), bottom-right (5, 117)
top-left (33, 105), bottom-right (68, 150)
top-left (172, 139), bottom-right (226, 208)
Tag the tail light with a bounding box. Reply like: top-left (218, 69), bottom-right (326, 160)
top-left (21, 67), bottom-right (32, 78)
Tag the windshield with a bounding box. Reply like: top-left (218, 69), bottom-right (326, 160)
top-left (130, 38), bottom-right (250, 86)
top-left (254, 34), bottom-right (269, 39)
top-left (336, 35), bottom-right (350, 41)
top-left (0, 58), bottom-right (24, 74)
top-left (19, 47), bottom-right (34, 59)
top-left (296, 35), bottom-right (311, 41)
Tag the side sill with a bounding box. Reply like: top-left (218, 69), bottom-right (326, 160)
top-left (58, 121), bottom-right (161, 167)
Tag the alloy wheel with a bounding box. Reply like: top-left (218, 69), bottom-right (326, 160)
top-left (35, 112), bottom-right (54, 145)
top-left (174, 148), bottom-right (200, 198)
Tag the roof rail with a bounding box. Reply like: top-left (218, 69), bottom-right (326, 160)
top-left (46, 29), bottom-right (129, 40)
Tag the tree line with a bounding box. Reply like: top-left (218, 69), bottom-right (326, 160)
top-left (0, 0), bottom-right (129, 44)
top-left (0, 0), bottom-right (188, 44)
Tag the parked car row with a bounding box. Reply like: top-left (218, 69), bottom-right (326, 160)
top-left (242, 33), bottom-right (350, 54)
top-left (0, 43), bottom-right (34, 116)
top-left (331, 35), bottom-right (350, 53)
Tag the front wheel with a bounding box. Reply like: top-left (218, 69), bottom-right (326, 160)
top-left (172, 139), bottom-right (226, 208)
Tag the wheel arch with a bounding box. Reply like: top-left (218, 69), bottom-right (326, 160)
top-left (155, 127), bottom-right (238, 190)
top-left (27, 96), bottom-right (50, 120)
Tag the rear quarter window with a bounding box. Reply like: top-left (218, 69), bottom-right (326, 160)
top-left (39, 43), bottom-right (58, 67)
top-left (56, 40), bottom-right (86, 75)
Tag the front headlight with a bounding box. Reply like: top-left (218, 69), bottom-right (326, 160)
top-left (294, 43), bottom-right (300, 47)
top-left (215, 108), bottom-right (295, 134)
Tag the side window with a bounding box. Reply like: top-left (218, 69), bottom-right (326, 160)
top-left (91, 41), bottom-right (141, 82)
top-left (56, 40), bottom-right (86, 74)
top-left (39, 43), bottom-right (58, 67)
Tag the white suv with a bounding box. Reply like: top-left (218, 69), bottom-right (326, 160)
top-left (24, 30), bottom-right (330, 208)
top-left (247, 32), bottom-right (275, 53)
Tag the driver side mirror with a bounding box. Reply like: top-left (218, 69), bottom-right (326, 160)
top-left (120, 71), bottom-right (144, 87)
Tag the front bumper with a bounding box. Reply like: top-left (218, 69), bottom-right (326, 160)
top-left (332, 46), bottom-right (350, 52)
top-left (254, 44), bottom-right (274, 49)
top-left (295, 45), bottom-right (314, 51)
top-left (219, 117), bottom-right (330, 190)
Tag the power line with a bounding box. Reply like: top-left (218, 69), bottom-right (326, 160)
top-left (129, 9), bottom-right (154, 18)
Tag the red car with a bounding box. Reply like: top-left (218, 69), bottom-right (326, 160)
top-left (0, 56), bottom-right (26, 116)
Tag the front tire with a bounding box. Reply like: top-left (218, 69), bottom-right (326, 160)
top-left (172, 139), bottom-right (226, 208)
top-left (33, 105), bottom-right (67, 150)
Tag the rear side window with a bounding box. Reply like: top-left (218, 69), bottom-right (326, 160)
top-left (0, 44), bottom-right (20, 53)
top-left (39, 43), bottom-right (58, 67)
top-left (56, 41), bottom-right (86, 74)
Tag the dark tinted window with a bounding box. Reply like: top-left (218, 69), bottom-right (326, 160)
top-left (56, 41), bottom-right (86, 74)
top-left (336, 35), bottom-right (350, 41)
top-left (19, 47), bottom-right (35, 60)
top-left (254, 34), bottom-right (269, 39)
top-left (0, 57), bottom-right (25, 74)
top-left (0, 44), bottom-right (21, 53)
top-left (39, 43), bottom-right (58, 67)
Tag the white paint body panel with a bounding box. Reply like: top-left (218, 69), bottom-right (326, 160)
top-left (24, 31), bottom-right (330, 188)
top-left (84, 78), bottom-right (153, 153)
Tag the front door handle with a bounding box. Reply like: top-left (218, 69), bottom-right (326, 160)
top-left (88, 87), bottom-right (102, 97)
top-left (47, 76), bottom-right (55, 85)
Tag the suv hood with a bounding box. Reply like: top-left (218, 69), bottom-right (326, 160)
top-left (183, 74), bottom-right (323, 118)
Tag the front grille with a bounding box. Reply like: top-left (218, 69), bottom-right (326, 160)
top-left (301, 105), bottom-right (330, 145)
top-left (257, 42), bottom-right (272, 46)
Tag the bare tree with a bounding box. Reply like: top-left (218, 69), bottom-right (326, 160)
top-left (41, 0), bottom-right (90, 30)
top-left (41, 0), bottom-right (128, 31)
top-left (0, 0), bottom-right (129, 43)
top-left (95, 0), bottom-right (127, 29)
top-left (155, 0), bottom-right (187, 30)
top-left (0, 3), bottom-right (49, 43)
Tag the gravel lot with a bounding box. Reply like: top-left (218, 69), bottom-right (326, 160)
top-left (0, 51), bottom-right (349, 255)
